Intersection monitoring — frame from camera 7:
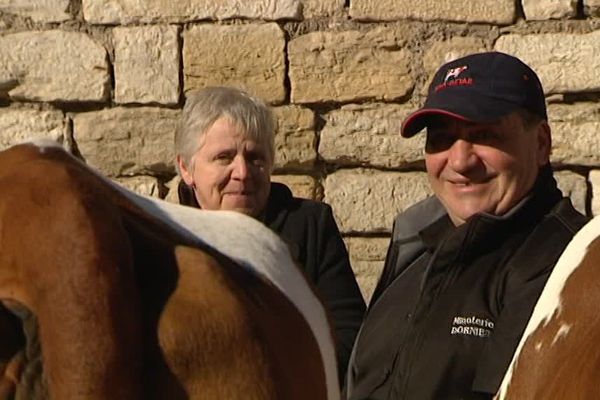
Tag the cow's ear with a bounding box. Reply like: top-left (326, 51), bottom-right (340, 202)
top-left (177, 155), bottom-right (195, 186)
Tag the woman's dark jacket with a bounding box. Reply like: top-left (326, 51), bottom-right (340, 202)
top-left (345, 167), bottom-right (589, 400)
top-left (178, 181), bottom-right (366, 383)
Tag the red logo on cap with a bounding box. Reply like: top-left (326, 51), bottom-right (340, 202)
top-left (435, 65), bottom-right (473, 92)
top-left (444, 66), bottom-right (468, 82)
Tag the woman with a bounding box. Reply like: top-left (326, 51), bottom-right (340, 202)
top-left (175, 86), bottom-right (365, 383)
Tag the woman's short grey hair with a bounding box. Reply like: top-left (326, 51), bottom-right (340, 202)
top-left (175, 86), bottom-right (276, 170)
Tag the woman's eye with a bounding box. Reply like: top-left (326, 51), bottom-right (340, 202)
top-left (215, 153), bottom-right (233, 163)
top-left (247, 152), bottom-right (267, 167)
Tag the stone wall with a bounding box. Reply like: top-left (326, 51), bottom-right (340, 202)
top-left (2, 0), bottom-right (600, 301)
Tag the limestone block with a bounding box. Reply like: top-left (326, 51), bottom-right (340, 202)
top-left (0, 108), bottom-right (67, 150)
top-left (114, 25), bottom-right (180, 105)
top-left (590, 170), bottom-right (600, 216)
top-left (271, 175), bottom-right (317, 200)
top-left (554, 170), bottom-right (587, 215)
top-left (273, 105), bottom-right (316, 170)
top-left (548, 103), bottom-right (600, 166)
top-left (83, 0), bottom-right (301, 24)
top-left (0, 0), bottom-right (70, 22)
top-left (0, 31), bottom-right (109, 102)
top-left (422, 37), bottom-right (487, 95)
top-left (522, 0), bottom-right (577, 20)
top-left (183, 23), bottom-right (286, 104)
top-left (583, 0), bottom-right (600, 16)
top-left (73, 107), bottom-right (180, 177)
top-left (349, 0), bottom-right (515, 24)
top-left (324, 169), bottom-right (432, 234)
top-left (344, 237), bottom-right (389, 302)
top-left (164, 175), bottom-right (182, 204)
top-left (302, 0), bottom-right (344, 18)
top-left (113, 176), bottom-right (161, 198)
top-left (289, 27), bottom-right (413, 103)
top-left (319, 103), bottom-right (425, 168)
top-left (495, 32), bottom-right (600, 94)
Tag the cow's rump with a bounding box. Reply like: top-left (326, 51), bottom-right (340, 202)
top-left (0, 142), bottom-right (339, 400)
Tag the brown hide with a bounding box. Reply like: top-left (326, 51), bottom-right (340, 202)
top-left (503, 235), bottom-right (600, 399)
top-left (0, 144), bottom-right (328, 400)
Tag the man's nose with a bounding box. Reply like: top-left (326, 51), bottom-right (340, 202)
top-left (447, 139), bottom-right (478, 172)
top-left (231, 155), bottom-right (250, 180)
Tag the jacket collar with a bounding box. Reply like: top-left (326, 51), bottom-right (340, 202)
top-left (420, 165), bottom-right (562, 260)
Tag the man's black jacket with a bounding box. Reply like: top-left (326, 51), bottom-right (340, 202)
top-left (346, 167), bottom-right (588, 399)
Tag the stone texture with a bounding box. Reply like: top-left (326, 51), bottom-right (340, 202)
top-left (289, 28), bottom-right (413, 103)
top-left (114, 25), bottom-right (180, 105)
top-left (271, 175), bottom-right (317, 200)
top-left (319, 103), bottom-right (425, 168)
top-left (522, 0), bottom-right (577, 20)
top-left (73, 107), bottom-right (180, 177)
top-left (273, 105), bottom-right (316, 170)
top-left (495, 32), bottom-right (600, 94)
top-left (164, 175), bottom-right (182, 204)
top-left (0, 31), bottom-right (109, 103)
top-left (583, 0), bottom-right (600, 16)
top-left (0, 108), bottom-right (67, 150)
top-left (183, 23), bottom-right (286, 104)
top-left (555, 170), bottom-right (587, 215)
top-left (344, 237), bottom-right (389, 302)
top-left (548, 103), bottom-right (600, 166)
top-left (301, 0), bottom-right (344, 18)
top-left (422, 37), bottom-right (487, 95)
top-left (350, 0), bottom-right (515, 24)
top-left (590, 170), bottom-right (600, 216)
top-left (113, 176), bottom-right (161, 198)
top-left (0, 0), bottom-right (70, 22)
top-left (83, 0), bottom-right (301, 24)
top-left (324, 169), bottom-right (432, 233)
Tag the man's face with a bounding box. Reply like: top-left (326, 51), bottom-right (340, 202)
top-left (424, 112), bottom-right (551, 226)
top-left (178, 117), bottom-right (272, 217)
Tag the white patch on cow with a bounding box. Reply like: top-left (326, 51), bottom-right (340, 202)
top-left (551, 323), bottom-right (571, 346)
top-left (29, 138), bottom-right (64, 152)
top-left (497, 216), bottom-right (600, 399)
top-left (534, 341), bottom-right (542, 352)
top-left (28, 141), bottom-right (341, 400)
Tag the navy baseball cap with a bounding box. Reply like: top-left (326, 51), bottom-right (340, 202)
top-left (401, 51), bottom-right (547, 137)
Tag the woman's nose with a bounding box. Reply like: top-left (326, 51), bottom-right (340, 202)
top-left (231, 155), bottom-right (250, 180)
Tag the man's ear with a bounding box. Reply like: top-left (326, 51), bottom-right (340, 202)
top-left (176, 154), bottom-right (194, 186)
top-left (536, 121), bottom-right (552, 167)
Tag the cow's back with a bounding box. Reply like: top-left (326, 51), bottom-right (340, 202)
top-left (497, 216), bottom-right (600, 399)
top-left (0, 142), bottom-right (337, 400)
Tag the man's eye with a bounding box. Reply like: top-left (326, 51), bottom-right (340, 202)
top-left (471, 131), bottom-right (499, 143)
top-left (426, 133), bottom-right (455, 153)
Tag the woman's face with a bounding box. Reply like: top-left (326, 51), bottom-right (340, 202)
top-left (178, 117), bottom-right (272, 217)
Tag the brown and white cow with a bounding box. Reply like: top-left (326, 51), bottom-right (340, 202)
top-left (497, 215), bottom-right (600, 399)
top-left (0, 141), bottom-right (339, 400)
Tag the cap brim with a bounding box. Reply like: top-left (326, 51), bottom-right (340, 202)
top-left (400, 109), bottom-right (473, 138)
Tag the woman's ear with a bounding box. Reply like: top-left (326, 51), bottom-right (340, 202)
top-left (176, 155), bottom-right (194, 186)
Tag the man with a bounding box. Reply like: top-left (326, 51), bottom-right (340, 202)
top-left (345, 52), bottom-right (589, 399)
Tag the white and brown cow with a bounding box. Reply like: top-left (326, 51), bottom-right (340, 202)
top-left (497, 215), bottom-right (600, 399)
top-left (0, 141), bottom-right (339, 400)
